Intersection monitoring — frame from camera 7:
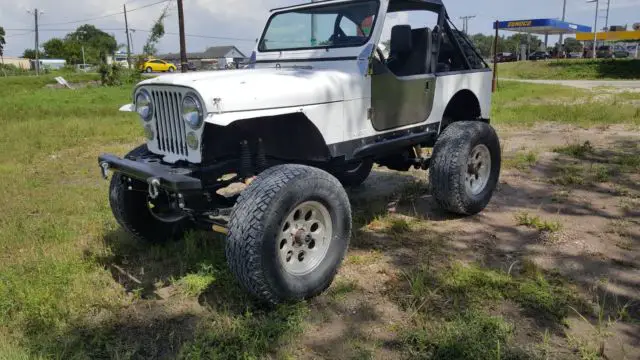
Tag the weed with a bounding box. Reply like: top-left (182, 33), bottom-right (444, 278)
top-left (402, 311), bottom-right (517, 360)
top-left (403, 262), bottom-right (579, 321)
top-left (504, 151), bottom-right (538, 170)
top-left (551, 189), bottom-right (571, 203)
top-left (553, 141), bottom-right (594, 158)
top-left (515, 212), bottom-right (562, 233)
top-left (548, 164), bottom-right (585, 186)
top-left (179, 304), bottom-right (307, 359)
top-left (173, 264), bottom-right (217, 297)
top-left (389, 217), bottom-right (412, 234)
top-left (328, 278), bottom-right (359, 300)
top-left (347, 250), bottom-right (383, 266)
top-left (606, 219), bottom-right (633, 239)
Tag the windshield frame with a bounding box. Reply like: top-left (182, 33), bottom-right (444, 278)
top-left (257, 0), bottom-right (381, 53)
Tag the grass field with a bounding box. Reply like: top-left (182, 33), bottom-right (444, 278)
top-left (498, 59), bottom-right (640, 80)
top-left (0, 75), bottom-right (638, 359)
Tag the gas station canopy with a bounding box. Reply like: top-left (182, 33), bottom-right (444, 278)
top-left (494, 19), bottom-right (592, 35)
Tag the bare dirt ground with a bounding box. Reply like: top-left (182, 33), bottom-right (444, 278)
top-left (296, 123), bottom-right (640, 359)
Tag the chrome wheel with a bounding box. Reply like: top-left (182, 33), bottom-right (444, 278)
top-left (278, 201), bottom-right (333, 276)
top-left (466, 144), bottom-right (492, 196)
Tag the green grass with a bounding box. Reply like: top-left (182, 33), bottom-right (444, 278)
top-left (515, 212), bottom-right (562, 233)
top-left (402, 311), bottom-right (518, 360)
top-left (492, 81), bottom-right (640, 127)
top-left (400, 261), bottom-right (583, 359)
top-left (498, 59), bottom-right (640, 80)
top-left (554, 141), bottom-right (594, 158)
top-left (504, 150), bottom-right (538, 170)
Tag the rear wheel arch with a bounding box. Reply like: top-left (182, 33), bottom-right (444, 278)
top-left (440, 89), bottom-right (486, 133)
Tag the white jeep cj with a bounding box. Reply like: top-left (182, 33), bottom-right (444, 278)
top-left (99, 0), bottom-right (501, 303)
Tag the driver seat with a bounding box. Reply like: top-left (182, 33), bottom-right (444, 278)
top-left (387, 25), bottom-right (429, 76)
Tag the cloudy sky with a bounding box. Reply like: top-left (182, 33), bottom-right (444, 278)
top-left (1, 0), bottom-right (639, 57)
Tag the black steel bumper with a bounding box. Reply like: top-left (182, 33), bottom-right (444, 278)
top-left (98, 153), bottom-right (202, 192)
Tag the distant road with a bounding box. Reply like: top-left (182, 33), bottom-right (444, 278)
top-left (500, 78), bottom-right (640, 90)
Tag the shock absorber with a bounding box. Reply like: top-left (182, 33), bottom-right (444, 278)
top-left (239, 140), bottom-right (253, 179)
top-left (256, 138), bottom-right (267, 172)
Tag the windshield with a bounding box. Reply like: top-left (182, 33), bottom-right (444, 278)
top-left (259, 0), bottom-right (379, 52)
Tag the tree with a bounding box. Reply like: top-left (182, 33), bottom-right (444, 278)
top-left (470, 33), bottom-right (494, 58)
top-left (143, 6), bottom-right (170, 55)
top-left (65, 24), bottom-right (117, 63)
top-left (43, 38), bottom-right (66, 59)
top-left (564, 37), bottom-right (583, 53)
top-left (22, 49), bottom-right (38, 59)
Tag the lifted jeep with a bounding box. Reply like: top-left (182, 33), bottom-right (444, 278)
top-left (99, 0), bottom-right (501, 304)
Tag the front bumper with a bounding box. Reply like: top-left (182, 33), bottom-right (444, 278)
top-left (98, 153), bottom-right (202, 192)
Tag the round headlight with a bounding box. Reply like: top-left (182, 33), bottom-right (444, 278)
top-left (182, 94), bottom-right (203, 130)
top-left (135, 90), bottom-right (153, 122)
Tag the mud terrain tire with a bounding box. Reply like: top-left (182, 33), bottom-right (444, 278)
top-left (430, 121), bottom-right (501, 215)
top-left (226, 164), bottom-right (352, 304)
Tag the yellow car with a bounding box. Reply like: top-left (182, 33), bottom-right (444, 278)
top-left (139, 59), bottom-right (177, 73)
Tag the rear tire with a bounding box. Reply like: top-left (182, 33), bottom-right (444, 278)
top-left (331, 159), bottom-right (373, 187)
top-left (146, 67), bottom-right (153, 73)
top-left (109, 145), bottom-right (193, 243)
top-left (226, 164), bottom-right (352, 304)
top-left (429, 121), bottom-right (501, 215)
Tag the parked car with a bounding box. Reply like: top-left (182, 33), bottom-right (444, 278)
top-left (596, 45), bottom-right (629, 59)
top-left (567, 52), bottom-right (583, 59)
top-left (138, 59), bottom-right (177, 73)
top-left (98, 0), bottom-right (501, 304)
top-left (529, 51), bottom-right (550, 61)
top-left (496, 52), bottom-right (517, 62)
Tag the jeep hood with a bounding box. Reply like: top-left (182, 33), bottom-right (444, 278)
top-left (138, 68), bottom-right (359, 113)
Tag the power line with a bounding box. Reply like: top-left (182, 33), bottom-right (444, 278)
top-left (133, 29), bottom-right (256, 42)
top-left (39, 0), bottom-right (172, 26)
top-left (5, 31), bottom-right (34, 38)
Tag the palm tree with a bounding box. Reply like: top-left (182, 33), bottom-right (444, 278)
top-left (0, 26), bottom-right (6, 77)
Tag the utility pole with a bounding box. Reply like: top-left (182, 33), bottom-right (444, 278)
top-left (460, 15), bottom-right (476, 34)
top-left (124, 4), bottom-right (132, 69)
top-left (177, 0), bottom-right (188, 72)
top-left (587, 0), bottom-right (600, 59)
top-left (559, 0), bottom-right (567, 56)
top-left (604, 0), bottom-right (611, 30)
top-left (28, 8), bottom-right (43, 75)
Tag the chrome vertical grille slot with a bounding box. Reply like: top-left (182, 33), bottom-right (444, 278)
top-left (150, 89), bottom-right (188, 158)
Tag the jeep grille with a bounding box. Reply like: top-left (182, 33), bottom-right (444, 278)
top-left (150, 89), bottom-right (189, 157)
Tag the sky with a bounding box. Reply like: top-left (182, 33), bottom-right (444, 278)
top-left (1, 0), bottom-right (639, 57)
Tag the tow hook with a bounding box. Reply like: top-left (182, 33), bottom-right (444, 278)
top-left (147, 178), bottom-right (160, 199)
top-left (100, 162), bottom-right (110, 179)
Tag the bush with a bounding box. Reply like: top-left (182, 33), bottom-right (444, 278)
top-left (98, 63), bottom-right (123, 86)
top-left (98, 63), bottom-right (142, 86)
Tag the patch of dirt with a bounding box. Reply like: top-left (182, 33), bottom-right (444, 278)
top-left (296, 123), bottom-right (640, 359)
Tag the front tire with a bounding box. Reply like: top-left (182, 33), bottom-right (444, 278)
top-left (429, 121), bottom-right (501, 215)
top-left (226, 164), bottom-right (352, 304)
top-left (109, 145), bottom-right (194, 243)
top-left (168, 67), bottom-right (175, 72)
top-left (145, 67), bottom-right (153, 73)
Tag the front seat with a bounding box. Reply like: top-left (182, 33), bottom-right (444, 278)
top-left (387, 25), bottom-right (413, 76)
